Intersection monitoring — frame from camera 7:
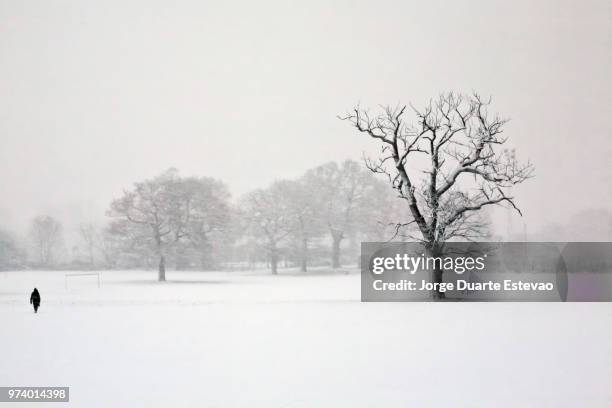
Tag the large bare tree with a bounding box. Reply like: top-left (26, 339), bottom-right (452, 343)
top-left (341, 92), bottom-right (533, 297)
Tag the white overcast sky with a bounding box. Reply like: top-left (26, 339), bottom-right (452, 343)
top-left (0, 0), bottom-right (610, 235)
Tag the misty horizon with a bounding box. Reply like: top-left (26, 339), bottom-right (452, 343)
top-left (1, 2), bottom-right (611, 407)
top-left (1, 0), bottom-right (611, 240)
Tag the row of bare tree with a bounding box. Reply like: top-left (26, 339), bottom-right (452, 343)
top-left (106, 162), bottom-right (403, 280)
top-left (238, 160), bottom-right (404, 275)
top-left (0, 161), bottom-right (402, 278)
top-left (2, 92), bottom-right (536, 296)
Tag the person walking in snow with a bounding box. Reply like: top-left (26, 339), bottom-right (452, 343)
top-left (30, 288), bottom-right (41, 313)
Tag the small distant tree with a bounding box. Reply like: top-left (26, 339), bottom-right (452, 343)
top-left (108, 169), bottom-right (231, 281)
top-left (341, 92), bottom-right (533, 298)
top-left (240, 183), bottom-right (294, 274)
top-left (175, 177), bottom-right (232, 269)
top-left (29, 215), bottom-right (63, 266)
top-left (303, 160), bottom-right (383, 268)
top-left (79, 223), bottom-right (97, 266)
top-left (0, 228), bottom-right (24, 270)
top-left (276, 179), bottom-right (326, 272)
top-left (96, 226), bottom-right (122, 269)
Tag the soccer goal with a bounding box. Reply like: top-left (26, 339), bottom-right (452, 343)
top-left (65, 272), bottom-right (101, 289)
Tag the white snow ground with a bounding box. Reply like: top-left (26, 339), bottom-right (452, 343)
top-left (1, 269), bottom-right (611, 408)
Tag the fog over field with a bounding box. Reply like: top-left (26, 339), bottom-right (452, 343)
top-left (0, 0), bottom-right (611, 407)
top-left (0, 0), bottom-right (610, 243)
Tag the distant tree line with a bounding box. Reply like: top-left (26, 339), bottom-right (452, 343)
top-left (0, 160), bottom-right (402, 278)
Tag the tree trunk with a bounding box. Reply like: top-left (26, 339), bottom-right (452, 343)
top-left (158, 254), bottom-right (166, 282)
top-left (432, 266), bottom-right (445, 299)
top-left (300, 238), bottom-right (308, 272)
top-left (428, 245), bottom-right (445, 299)
top-left (331, 231), bottom-right (343, 269)
top-left (270, 250), bottom-right (278, 275)
top-left (199, 237), bottom-right (212, 270)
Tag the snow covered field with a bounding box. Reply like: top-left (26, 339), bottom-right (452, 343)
top-left (1, 269), bottom-right (611, 407)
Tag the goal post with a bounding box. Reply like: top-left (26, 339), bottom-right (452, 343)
top-left (65, 272), bottom-right (101, 289)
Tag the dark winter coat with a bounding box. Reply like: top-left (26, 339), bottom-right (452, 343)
top-left (30, 288), bottom-right (40, 306)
